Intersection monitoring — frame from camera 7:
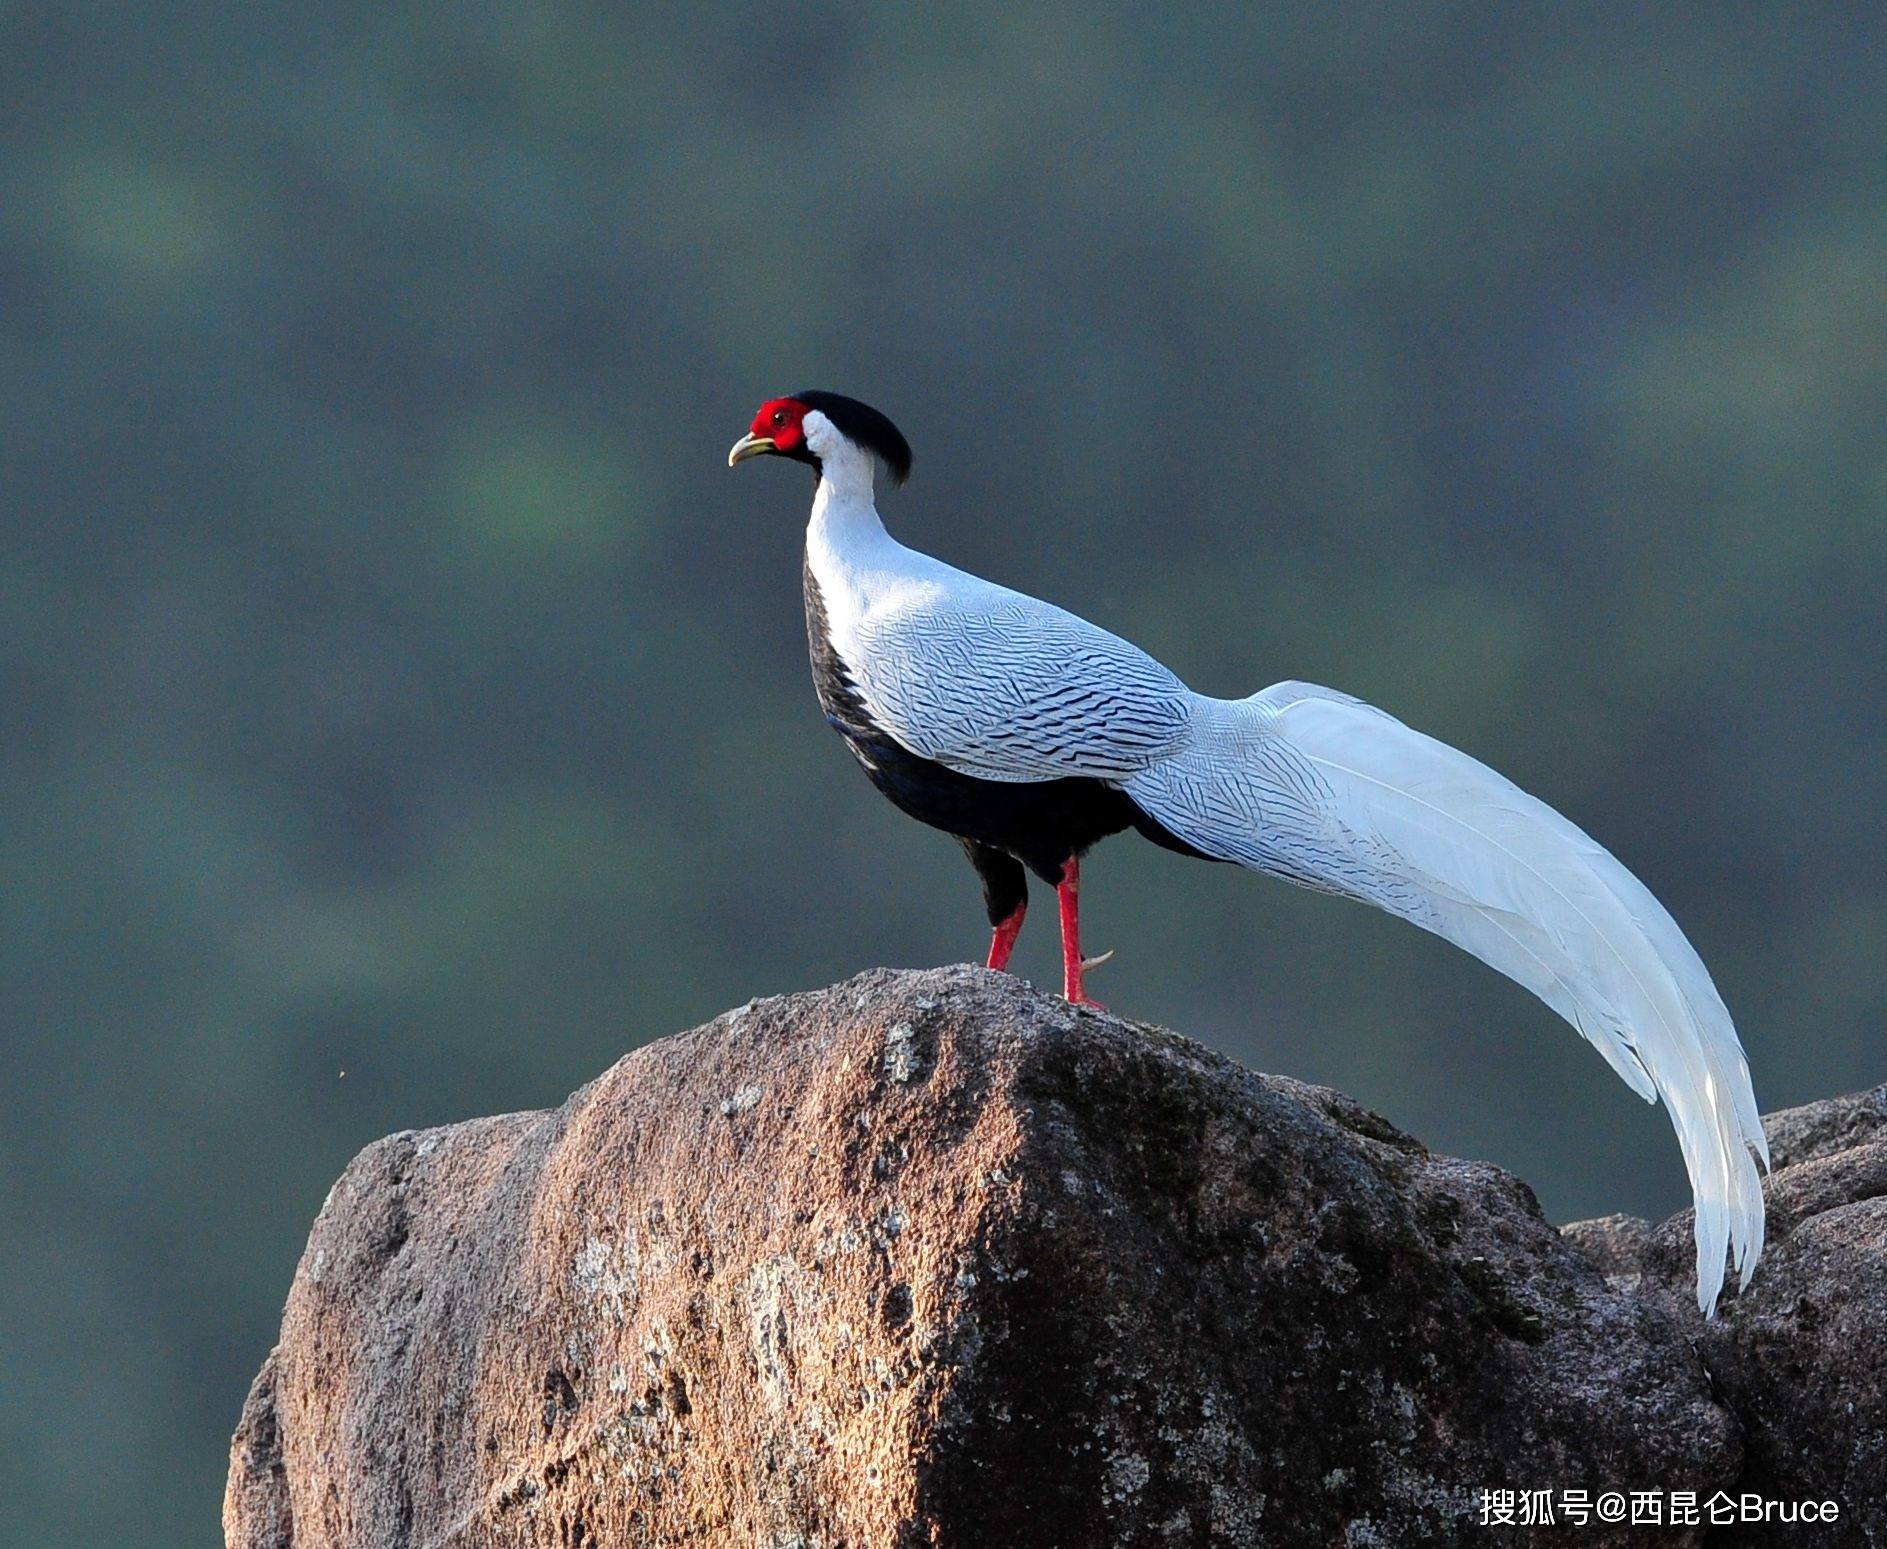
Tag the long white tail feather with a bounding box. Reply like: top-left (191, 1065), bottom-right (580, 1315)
top-left (1123, 681), bottom-right (1767, 1315)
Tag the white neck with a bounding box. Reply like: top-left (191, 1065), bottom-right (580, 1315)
top-left (809, 467), bottom-right (885, 546)
top-left (805, 413), bottom-right (891, 560)
top-left (814, 431), bottom-right (879, 507)
top-left (798, 416), bottom-right (973, 665)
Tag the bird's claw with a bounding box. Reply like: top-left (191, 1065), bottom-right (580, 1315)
top-left (1081, 948), bottom-right (1115, 973)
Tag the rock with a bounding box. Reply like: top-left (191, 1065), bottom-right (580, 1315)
top-left (225, 968), bottom-right (1875, 1547)
top-left (1760, 1083), bottom-right (1887, 1171)
top-left (1564, 1085), bottom-right (1887, 1545)
top-left (1558, 1213), bottom-right (1653, 1295)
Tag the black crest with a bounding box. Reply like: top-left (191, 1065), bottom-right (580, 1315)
top-left (794, 390), bottom-right (914, 486)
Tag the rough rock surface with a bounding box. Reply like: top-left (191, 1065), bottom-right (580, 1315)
top-left (225, 968), bottom-right (1881, 1547)
top-left (1563, 1082), bottom-right (1887, 1546)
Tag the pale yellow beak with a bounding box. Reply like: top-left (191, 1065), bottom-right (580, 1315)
top-left (727, 432), bottom-right (775, 467)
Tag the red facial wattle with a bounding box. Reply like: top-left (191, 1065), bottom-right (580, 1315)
top-left (752, 398), bottom-right (807, 455)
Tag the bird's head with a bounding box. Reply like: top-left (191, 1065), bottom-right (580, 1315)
top-left (727, 391), bottom-right (913, 488)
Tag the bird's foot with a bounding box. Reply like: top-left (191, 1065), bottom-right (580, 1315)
top-left (1064, 948), bottom-right (1114, 1007)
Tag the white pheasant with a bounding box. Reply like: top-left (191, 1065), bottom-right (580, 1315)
top-left (730, 390), bottom-right (1767, 1314)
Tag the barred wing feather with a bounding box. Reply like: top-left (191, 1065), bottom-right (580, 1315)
top-left (849, 597), bottom-right (1193, 783)
top-left (1124, 680), bottom-right (1767, 1315)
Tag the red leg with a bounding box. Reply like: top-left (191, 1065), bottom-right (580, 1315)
top-left (1057, 856), bottom-right (1104, 1005)
top-left (986, 902), bottom-right (1026, 972)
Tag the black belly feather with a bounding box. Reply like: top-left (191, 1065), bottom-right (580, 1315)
top-left (803, 560), bottom-right (1213, 886)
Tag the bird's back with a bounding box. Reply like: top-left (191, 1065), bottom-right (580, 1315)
top-left (807, 521), bottom-right (1194, 785)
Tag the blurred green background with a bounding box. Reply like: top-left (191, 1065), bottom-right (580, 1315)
top-left (4, 4), bottom-right (1883, 1542)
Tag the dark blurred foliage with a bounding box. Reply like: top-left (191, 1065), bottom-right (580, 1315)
top-left (2, 4), bottom-right (1883, 1541)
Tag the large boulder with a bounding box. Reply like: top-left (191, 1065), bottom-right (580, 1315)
top-left (225, 967), bottom-right (1879, 1547)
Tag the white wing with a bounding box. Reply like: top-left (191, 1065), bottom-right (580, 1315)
top-left (847, 591), bottom-right (1193, 782)
top-left (1125, 680), bottom-right (1767, 1315)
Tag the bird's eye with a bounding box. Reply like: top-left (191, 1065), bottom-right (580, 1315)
top-left (772, 410), bottom-right (786, 427)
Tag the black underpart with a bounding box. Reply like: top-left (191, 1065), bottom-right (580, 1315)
top-left (805, 563), bottom-right (1218, 910)
top-left (960, 840), bottom-right (1027, 927)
